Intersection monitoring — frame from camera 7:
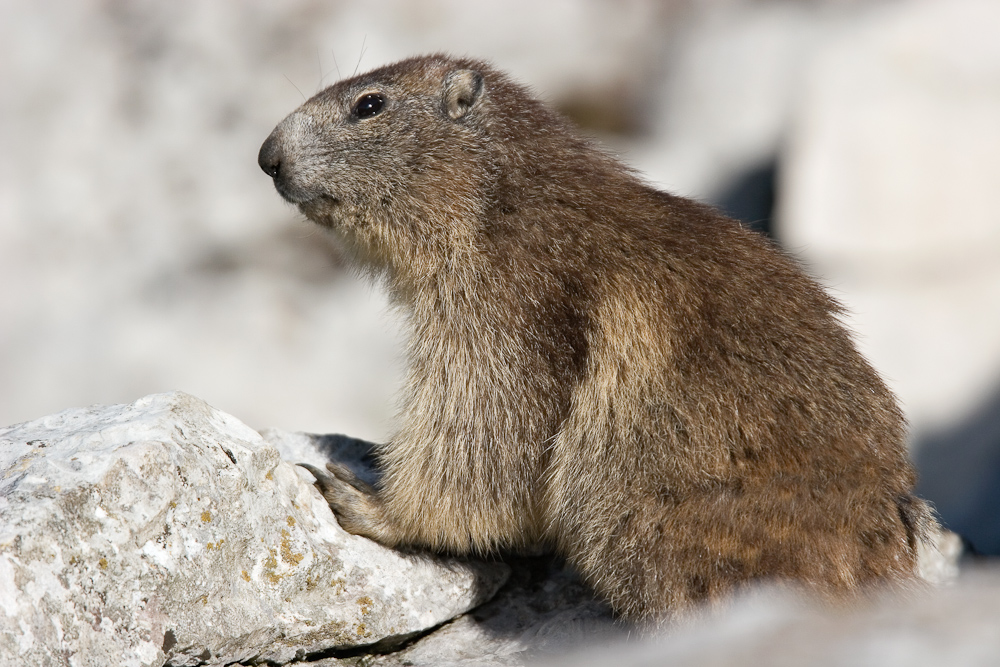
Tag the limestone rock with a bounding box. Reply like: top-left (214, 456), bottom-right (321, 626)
top-left (0, 392), bottom-right (508, 667)
top-left (366, 558), bottom-right (623, 667)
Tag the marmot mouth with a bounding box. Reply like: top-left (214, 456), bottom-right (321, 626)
top-left (299, 195), bottom-right (341, 220)
top-left (274, 178), bottom-right (339, 206)
top-left (273, 180), bottom-right (310, 205)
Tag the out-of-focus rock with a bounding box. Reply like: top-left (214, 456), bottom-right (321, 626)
top-left (633, 1), bottom-right (841, 201)
top-left (541, 565), bottom-right (1000, 667)
top-left (915, 523), bottom-right (963, 586)
top-left (777, 0), bottom-right (1000, 550)
top-left (778, 0), bottom-right (1000, 435)
top-left (0, 392), bottom-right (508, 667)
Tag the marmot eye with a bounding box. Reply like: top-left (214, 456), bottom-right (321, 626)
top-left (352, 93), bottom-right (385, 119)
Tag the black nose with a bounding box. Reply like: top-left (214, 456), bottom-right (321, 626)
top-left (258, 133), bottom-right (282, 178)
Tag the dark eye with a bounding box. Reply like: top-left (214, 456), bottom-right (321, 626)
top-left (352, 93), bottom-right (385, 119)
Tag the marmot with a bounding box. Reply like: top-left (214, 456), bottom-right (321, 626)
top-left (258, 54), bottom-right (934, 624)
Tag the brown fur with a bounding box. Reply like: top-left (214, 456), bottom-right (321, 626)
top-left (258, 54), bottom-right (934, 624)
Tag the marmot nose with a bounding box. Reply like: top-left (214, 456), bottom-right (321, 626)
top-left (258, 133), bottom-right (283, 178)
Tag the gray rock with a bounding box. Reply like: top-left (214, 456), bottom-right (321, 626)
top-left (541, 564), bottom-right (1000, 667)
top-left (260, 429), bottom-right (382, 490)
top-left (366, 558), bottom-right (623, 667)
top-left (0, 392), bottom-right (507, 667)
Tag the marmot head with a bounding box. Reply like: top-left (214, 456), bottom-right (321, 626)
top-left (258, 55), bottom-right (508, 272)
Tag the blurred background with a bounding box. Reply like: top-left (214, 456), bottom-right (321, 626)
top-left (2, 0), bottom-right (998, 553)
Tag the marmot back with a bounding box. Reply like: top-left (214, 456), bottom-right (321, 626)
top-left (259, 54), bottom-right (935, 624)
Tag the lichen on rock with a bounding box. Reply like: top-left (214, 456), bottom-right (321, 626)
top-left (0, 392), bottom-right (508, 667)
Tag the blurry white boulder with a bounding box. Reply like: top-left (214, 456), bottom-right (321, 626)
top-left (541, 565), bottom-right (1000, 667)
top-left (778, 0), bottom-right (1000, 439)
top-left (631, 1), bottom-right (839, 200)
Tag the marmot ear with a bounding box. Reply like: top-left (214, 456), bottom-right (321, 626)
top-left (443, 69), bottom-right (484, 120)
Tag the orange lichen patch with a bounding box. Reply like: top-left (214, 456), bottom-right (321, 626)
top-left (286, 516), bottom-right (296, 527)
top-left (201, 511), bottom-right (212, 522)
top-left (241, 570), bottom-right (251, 582)
top-left (263, 548), bottom-right (281, 584)
top-left (98, 558), bottom-right (108, 570)
top-left (357, 596), bottom-right (373, 615)
top-left (331, 578), bottom-right (346, 595)
top-left (355, 623), bottom-right (371, 638)
top-left (279, 528), bottom-right (304, 566)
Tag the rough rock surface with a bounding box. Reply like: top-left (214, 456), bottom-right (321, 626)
top-left (361, 558), bottom-right (623, 667)
top-left (0, 392), bottom-right (508, 667)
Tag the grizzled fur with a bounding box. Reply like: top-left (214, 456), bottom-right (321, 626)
top-left (258, 54), bottom-right (934, 624)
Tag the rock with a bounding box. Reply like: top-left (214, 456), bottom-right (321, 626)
top-left (632, 1), bottom-right (840, 202)
top-left (260, 429), bottom-right (382, 490)
top-left (916, 523), bottom-right (963, 586)
top-left (306, 528), bottom-right (962, 667)
top-left (0, 392), bottom-right (508, 667)
top-left (541, 564), bottom-right (1000, 667)
top-left (364, 557), bottom-right (623, 667)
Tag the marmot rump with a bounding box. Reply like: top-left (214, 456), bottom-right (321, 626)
top-left (258, 54), bottom-right (934, 624)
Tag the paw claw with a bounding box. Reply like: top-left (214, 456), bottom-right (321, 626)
top-left (322, 461), bottom-right (375, 494)
top-left (298, 462), bottom-right (327, 479)
top-left (297, 461), bottom-right (391, 543)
